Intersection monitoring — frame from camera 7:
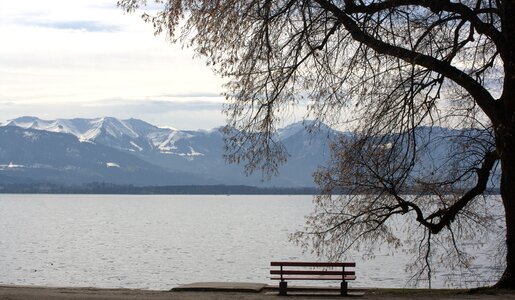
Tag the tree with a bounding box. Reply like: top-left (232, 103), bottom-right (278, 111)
top-left (118, 0), bottom-right (514, 288)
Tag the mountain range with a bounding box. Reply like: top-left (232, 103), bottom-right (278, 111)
top-left (0, 116), bottom-right (498, 190)
top-left (0, 117), bottom-right (337, 187)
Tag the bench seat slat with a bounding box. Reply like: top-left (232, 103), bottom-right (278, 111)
top-left (271, 261), bottom-right (355, 267)
top-left (270, 270), bottom-right (355, 276)
top-left (271, 275), bottom-right (357, 281)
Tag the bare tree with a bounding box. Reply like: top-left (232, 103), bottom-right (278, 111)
top-left (294, 126), bottom-right (501, 287)
top-left (118, 0), bottom-right (515, 288)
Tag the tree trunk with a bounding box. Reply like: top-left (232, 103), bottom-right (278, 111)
top-left (495, 147), bottom-right (515, 288)
top-left (494, 1), bottom-right (515, 289)
top-left (494, 132), bottom-right (515, 289)
top-left (493, 58), bottom-right (515, 289)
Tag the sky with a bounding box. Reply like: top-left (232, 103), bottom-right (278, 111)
top-left (0, 0), bottom-right (227, 130)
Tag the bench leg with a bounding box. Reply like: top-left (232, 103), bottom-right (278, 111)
top-left (279, 281), bottom-right (288, 296)
top-left (340, 281), bottom-right (348, 296)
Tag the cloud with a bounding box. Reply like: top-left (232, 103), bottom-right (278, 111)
top-left (157, 92), bottom-right (223, 98)
top-left (83, 97), bottom-right (224, 111)
top-left (22, 20), bottom-right (121, 32)
top-left (0, 0), bottom-right (226, 130)
top-left (0, 97), bottom-right (226, 130)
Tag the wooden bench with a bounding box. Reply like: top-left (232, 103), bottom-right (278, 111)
top-left (270, 261), bottom-right (356, 296)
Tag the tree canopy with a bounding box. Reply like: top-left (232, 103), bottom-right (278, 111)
top-left (118, 0), bottom-right (515, 288)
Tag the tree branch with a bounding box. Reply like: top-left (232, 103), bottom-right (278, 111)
top-left (343, 0), bottom-right (502, 47)
top-left (391, 149), bottom-right (498, 234)
top-left (313, 0), bottom-right (500, 124)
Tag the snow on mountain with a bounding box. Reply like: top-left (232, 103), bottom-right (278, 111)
top-left (1, 116), bottom-right (495, 188)
top-left (1, 117), bottom-right (340, 186)
top-left (4, 116), bottom-right (143, 140)
top-left (0, 126), bottom-right (213, 186)
top-left (81, 117), bottom-right (139, 140)
top-left (4, 116), bottom-right (89, 137)
top-left (2, 116), bottom-right (200, 156)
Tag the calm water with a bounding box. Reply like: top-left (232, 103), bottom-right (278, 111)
top-left (0, 194), bottom-right (503, 290)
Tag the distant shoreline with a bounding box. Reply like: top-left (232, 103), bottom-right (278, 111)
top-left (0, 182), bottom-right (501, 195)
top-left (0, 183), bottom-right (319, 195)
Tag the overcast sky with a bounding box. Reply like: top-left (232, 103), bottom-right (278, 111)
top-left (0, 0), bottom-right (227, 130)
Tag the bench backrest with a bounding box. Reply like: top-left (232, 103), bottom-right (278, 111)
top-left (271, 261), bottom-right (355, 267)
top-left (270, 261), bottom-right (356, 281)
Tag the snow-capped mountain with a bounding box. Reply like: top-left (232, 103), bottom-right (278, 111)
top-left (1, 116), bottom-right (339, 186)
top-left (4, 116), bottom-right (225, 158)
top-left (0, 126), bottom-right (214, 186)
top-left (0, 116), bottom-right (498, 188)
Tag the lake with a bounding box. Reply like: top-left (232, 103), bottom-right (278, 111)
top-left (0, 194), bottom-right (503, 290)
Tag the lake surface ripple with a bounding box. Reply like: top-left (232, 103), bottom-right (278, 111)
top-left (0, 194), bottom-right (502, 289)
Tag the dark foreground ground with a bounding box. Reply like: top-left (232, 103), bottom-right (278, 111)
top-left (1, 285), bottom-right (515, 300)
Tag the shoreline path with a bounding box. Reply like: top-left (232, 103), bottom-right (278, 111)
top-left (1, 285), bottom-right (515, 300)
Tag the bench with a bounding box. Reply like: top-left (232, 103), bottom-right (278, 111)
top-left (270, 261), bottom-right (356, 296)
